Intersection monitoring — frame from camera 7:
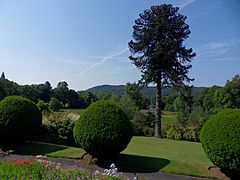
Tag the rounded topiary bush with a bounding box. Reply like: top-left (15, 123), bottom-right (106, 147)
top-left (73, 100), bottom-right (133, 159)
top-left (200, 109), bottom-right (240, 171)
top-left (0, 96), bottom-right (42, 143)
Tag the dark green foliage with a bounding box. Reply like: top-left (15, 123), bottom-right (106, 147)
top-left (0, 96), bottom-right (42, 143)
top-left (1, 72), bottom-right (5, 79)
top-left (128, 4), bottom-right (196, 86)
top-left (125, 82), bottom-right (145, 109)
top-left (220, 75), bottom-right (240, 108)
top-left (77, 91), bottom-right (97, 108)
top-left (174, 86), bottom-right (193, 128)
top-left (86, 84), bottom-right (206, 100)
top-left (131, 111), bottom-right (154, 136)
top-left (202, 85), bottom-right (221, 113)
top-left (96, 92), bottom-right (112, 100)
top-left (38, 81), bottom-right (52, 102)
top-left (0, 78), bottom-right (20, 100)
top-left (73, 100), bottom-right (133, 159)
top-left (129, 4), bottom-right (196, 137)
top-left (52, 81), bottom-right (81, 108)
top-left (119, 95), bottom-right (137, 119)
top-left (86, 85), bottom-right (125, 97)
top-left (49, 97), bottom-right (62, 111)
top-left (200, 109), bottom-right (240, 171)
top-left (37, 100), bottom-right (50, 112)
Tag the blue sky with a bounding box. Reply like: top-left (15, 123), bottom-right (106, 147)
top-left (0, 0), bottom-right (239, 90)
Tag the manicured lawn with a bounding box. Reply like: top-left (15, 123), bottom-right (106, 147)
top-left (1, 137), bottom-right (213, 178)
top-left (2, 142), bottom-right (85, 159)
top-left (63, 109), bottom-right (178, 126)
top-left (121, 136), bottom-right (213, 177)
top-left (141, 110), bottom-right (178, 126)
top-left (162, 111), bottom-right (177, 126)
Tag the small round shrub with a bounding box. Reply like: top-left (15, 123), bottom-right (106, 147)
top-left (200, 109), bottom-right (240, 171)
top-left (73, 100), bottom-right (133, 159)
top-left (0, 96), bottom-right (42, 143)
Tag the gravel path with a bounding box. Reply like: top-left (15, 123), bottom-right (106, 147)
top-left (0, 154), bottom-right (211, 180)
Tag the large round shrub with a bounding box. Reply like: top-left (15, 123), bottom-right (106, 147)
top-left (200, 109), bottom-right (240, 171)
top-left (73, 100), bottom-right (133, 159)
top-left (0, 96), bottom-right (42, 143)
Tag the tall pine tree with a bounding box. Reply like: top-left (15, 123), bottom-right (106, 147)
top-left (129, 4), bottom-right (196, 137)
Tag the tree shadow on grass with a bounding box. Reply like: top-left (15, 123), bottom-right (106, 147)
top-left (97, 154), bottom-right (170, 173)
top-left (220, 169), bottom-right (240, 180)
top-left (0, 141), bottom-right (67, 155)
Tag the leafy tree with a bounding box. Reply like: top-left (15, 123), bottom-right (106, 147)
top-left (109, 94), bottom-right (120, 103)
top-left (202, 85), bottom-right (221, 113)
top-left (53, 81), bottom-right (69, 105)
top-left (174, 86), bottom-right (193, 127)
top-left (119, 95), bottom-right (137, 119)
top-left (0, 78), bottom-right (20, 100)
top-left (37, 100), bottom-right (50, 112)
top-left (18, 85), bottom-right (40, 103)
top-left (222, 75), bottom-right (240, 108)
top-left (125, 82), bottom-right (145, 109)
top-left (128, 4), bottom-right (195, 137)
top-left (96, 92), bottom-right (112, 101)
top-left (163, 92), bottom-right (178, 111)
top-left (38, 81), bottom-right (52, 102)
top-left (131, 111), bottom-right (154, 136)
top-left (49, 97), bottom-right (62, 111)
top-left (78, 91), bottom-right (97, 108)
top-left (66, 89), bottom-right (80, 108)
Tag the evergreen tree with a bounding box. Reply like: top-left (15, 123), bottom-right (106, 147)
top-left (129, 4), bottom-right (195, 137)
top-left (1, 72), bottom-right (5, 79)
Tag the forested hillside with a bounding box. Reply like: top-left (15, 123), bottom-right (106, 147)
top-left (86, 85), bottom-right (208, 98)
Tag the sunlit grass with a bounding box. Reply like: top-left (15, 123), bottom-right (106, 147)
top-left (122, 136), bottom-right (213, 177)
top-left (3, 137), bottom-right (213, 178)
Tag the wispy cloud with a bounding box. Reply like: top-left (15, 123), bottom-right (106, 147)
top-left (78, 47), bottom-right (128, 75)
top-left (90, 56), bottom-right (130, 63)
top-left (90, 56), bottom-right (128, 61)
top-left (195, 39), bottom-right (239, 62)
top-left (195, 58), bottom-right (237, 62)
top-left (50, 57), bottom-right (90, 66)
top-left (176, 0), bottom-right (196, 9)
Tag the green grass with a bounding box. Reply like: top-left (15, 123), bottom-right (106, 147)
top-left (1, 137), bottom-right (213, 178)
top-left (121, 137), bottom-right (213, 178)
top-left (162, 111), bottom-right (177, 126)
top-left (3, 142), bottom-right (85, 159)
top-left (141, 110), bottom-right (178, 126)
top-left (62, 109), bottom-right (178, 126)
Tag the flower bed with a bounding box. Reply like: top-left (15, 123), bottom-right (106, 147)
top-left (0, 155), bottom-right (124, 180)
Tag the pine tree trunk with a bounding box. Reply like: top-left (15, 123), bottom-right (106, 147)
top-left (155, 77), bottom-right (162, 138)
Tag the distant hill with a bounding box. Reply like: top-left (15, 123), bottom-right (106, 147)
top-left (85, 85), bottom-right (207, 99)
top-left (86, 85), bottom-right (125, 96)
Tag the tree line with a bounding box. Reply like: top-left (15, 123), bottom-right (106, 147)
top-left (0, 73), bottom-right (97, 110)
